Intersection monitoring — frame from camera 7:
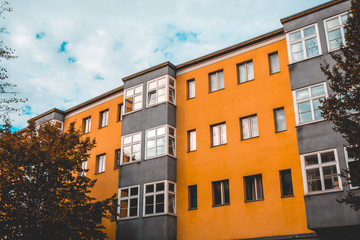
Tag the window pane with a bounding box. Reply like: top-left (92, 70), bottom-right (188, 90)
top-left (269, 53), bottom-right (280, 74)
top-left (212, 126), bottom-right (220, 146)
top-left (188, 80), bottom-right (195, 98)
top-left (155, 194), bottom-right (165, 213)
top-left (245, 177), bottom-right (255, 201)
top-left (305, 154), bottom-right (318, 166)
top-left (158, 78), bottom-right (166, 86)
top-left (147, 139), bottom-right (155, 149)
top-left (189, 130), bottom-right (196, 151)
top-left (156, 182), bottom-right (165, 191)
top-left (220, 124), bottom-right (227, 144)
top-left (213, 182), bottom-right (222, 205)
top-left (323, 165), bottom-right (339, 190)
top-left (291, 42), bottom-right (303, 52)
top-left (210, 73), bottom-right (218, 92)
top-left (133, 133), bottom-right (141, 142)
top-left (241, 118), bottom-right (250, 139)
top-left (126, 88), bottom-right (134, 97)
top-left (134, 86), bottom-right (142, 94)
top-left (307, 168), bottom-right (322, 192)
top-left (238, 64), bottom-right (246, 83)
top-left (129, 198), bottom-right (138, 217)
top-left (313, 97), bottom-right (324, 120)
top-left (247, 61), bottom-right (254, 80)
top-left (168, 194), bottom-right (175, 213)
top-left (321, 151), bottom-right (335, 163)
top-left (146, 184), bottom-right (154, 193)
top-left (275, 108), bottom-right (286, 132)
top-left (280, 170), bottom-right (293, 196)
top-left (121, 189), bottom-right (129, 198)
top-left (255, 176), bottom-right (263, 200)
top-left (328, 29), bottom-right (343, 50)
top-left (305, 38), bottom-right (319, 57)
top-left (311, 85), bottom-right (325, 96)
top-left (298, 101), bottom-right (311, 113)
top-left (148, 80), bottom-right (157, 90)
top-left (218, 71), bottom-right (224, 89)
top-left (289, 31), bottom-right (301, 41)
top-left (148, 91), bottom-right (156, 106)
top-left (147, 148), bottom-right (156, 158)
top-left (296, 89), bottom-right (309, 100)
top-left (251, 116), bottom-right (258, 137)
top-left (326, 18), bottom-right (340, 29)
top-left (157, 126), bottom-right (166, 136)
top-left (341, 15), bottom-right (348, 24)
top-left (304, 26), bottom-right (316, 37)
top-left (168, 138), bottom-right (175, 156)
top-left (147, 129), bottom-right (156, 138)
top-left (145, 196), bottom-right (154, 214)
top-left (130, 187), bottom-right (138, 196)
top-left (120, 200), bottom-right (128, 218)
top-left (123, 146), bottom-right (131, 163)
top-left (189, 185), bottom-right (197, 209)
top-left (223, 181), bottom-right (230, 204)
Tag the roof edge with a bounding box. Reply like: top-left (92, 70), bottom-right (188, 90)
top-left (122, 61), bottom-right (176, 82)
top-left (280, 0), bottom-right (348, 24)
top-left (176, 28), bottom-right (284, 70)
top-left (28, 108), bottom-right (65, 122)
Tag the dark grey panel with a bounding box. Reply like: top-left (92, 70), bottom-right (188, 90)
top-left (34, 112), bottom-right (65, 126)
top-left (117, 215), bottom-right (176, 240)
top-left (305, 190), bottom-right (360, 229)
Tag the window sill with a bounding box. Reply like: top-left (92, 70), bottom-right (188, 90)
top-left (146, 100), bottom-right (176, 109)
top-left (281, 194), bottom-right (294, 198)
top-left (241, 136), bottom-right (259, 141)
top-left (123, 108), bottom-right (142, 116)
top-left (118, 216), bottom-right (139, 221)
top-left (296, 118), bottom-right (325, 127)
top-left (275, 129), bottom-right (287, 133)
top-left (187, 97), bottom-right (195, 100)
top-left (212, 203), bottom-right (230, 208)
top-left (98, 125), bottom-right (108, 130)
top-left (82, 132), bottom-right (90, 135)
top-left (187, 150), bottom-right (197, 153)
top-left (211, 143), bottom-right (227, 148)
top-left (95, 171), bottom-right (105, 175)
top-left (121, 160), bottom-right (141, 166)
top-left (143, 212), bottom-right (176, 218)
top-left (288, 53), bottom-right (322, 65)
top-left (209, 88), bottom-right (225, 94)
top-left (237, 79), bottom-right (254, 85)
top-left (305, 188), bottom-right (343, 196)
top-left (188, 207), bottom-right (198, 211)
top-left (270, 71), bottom-right (280, 75)
top-left (244, 198), bottom-right (264, 203)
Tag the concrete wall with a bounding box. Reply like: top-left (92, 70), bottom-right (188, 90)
top-left (34, 111), bottom-right (65, 126)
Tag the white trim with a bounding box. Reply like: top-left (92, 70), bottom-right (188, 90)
top-left (323, 12), bottom-right (348, 52)
top-left (65, 92), bottom-right (123, 119)
top-left (120, 131), bottom-right (142, 165)
top-left (123, 83), bottom-right (144, 116)
top-left (177, 35), bottom-right (285, 76)
top-left (145, 124), bottom-right (176, 160)
top-left (146, 75), bottom-right (176, 108)
top-left (118, 185), bottom-right (140, 220)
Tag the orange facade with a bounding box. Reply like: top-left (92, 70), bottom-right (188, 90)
top-left (63, 91), bottom-right (123, 240)
top-left (176, 35), bottom-right (313, 239)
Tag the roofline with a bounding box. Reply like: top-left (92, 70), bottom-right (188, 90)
top-left (176, 28), bottom-right (284, 70)
top-left (280, 0), bottom-right (348, 24)
top-left (122, 61), bottom-right (176, 82)
top-left (28, 108), bottom-right (64, 122)
top-left (64, 85), bottom-right (124, 114)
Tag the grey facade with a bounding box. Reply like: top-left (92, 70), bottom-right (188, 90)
top-left (281, 0), bottom-right (360, 238)
top-left (117, 63), bottom-right (177, 240)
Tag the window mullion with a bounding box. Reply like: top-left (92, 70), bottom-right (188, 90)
top-left (254, 177), bottom-right (258, 200)
top-left (318, 153), bottom-right (325, 191)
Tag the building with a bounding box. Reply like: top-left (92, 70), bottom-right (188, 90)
top-left (27, 0), bottom-right (360, 239)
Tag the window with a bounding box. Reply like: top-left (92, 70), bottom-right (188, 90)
top-left (188, 185), bottom-right (197, 210)
top-left (294, 83), bottom-right (327, 124)
top-left (114, 148), bottom-right (121, 169)
top-left (280, 169), bottom-right (293, 197)
top-left (96, 154), bottom-right (106, 174)
top-left (212, 179), bottom-right (230, 206)
top-left (211, 122), bottom-right (227, 147)
top-left (287, 24), bottom-right (321, 63)
top-left (209, 70), bottom-right (224, 92)
top-left (121, 132), bottom-right (141, 165)
top-left (268, 52), bottom-right (280, 74)
top-left (147, 75), bottom-right (176, 107)
top-left (83, 116), bottom-right (91, 134)
top-left (301, 149), bottom-right (341, 194)
top-left (145, 125), bottom-right (175, 159)
top-left (117, 103), bottom-right (124, 121)
top-left (244, 174), bottom-right (263, 202)
top-left (119, 185), bottom-right (139, 219)
top-left (324, 13), bottom-right (348, 51)
top-left (50, 119), bottom-right (63, 131)
top-left (240, 115), bottom-right (259, 140)
top-left (344, 147), bottom-right (359, 188)
top-left (274, 108), bottom-right (286, 132)
top-left (238, 60), bottom-right (254, 83)
top-left (99, 109), bottom-right (109, 128)
top-left (187, 79), bottom-right (195, 99)
top-left (144, 180), bottom-right (176, 216)
top-left (124, 84), bottom-right (143, 114)
top-left (79, 160), bottom-right (87, 177)
top-left (188, 129), bottom-right (196, 152)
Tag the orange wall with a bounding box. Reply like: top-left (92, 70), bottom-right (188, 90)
top-left (176, 38), bottom-right (313, 239)
top-left (64, 94), bottom-right (123, 240)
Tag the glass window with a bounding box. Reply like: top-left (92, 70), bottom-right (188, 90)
top-left (121, 132), bottom-right (141, 164)
top-left (114, 148), bottom-right (121, 169)
top-left (241, 115), bottom-right (259, 139)
top-left (147, 75), bottom-right (176, 107)
top-left (188, 129), bottom-right (196, 152)
top-left (117, 104), bottom-right (124, 121)
top-left (301, 149), bottom-right (341, 193)
top-left (209, 70), bottom-right (224, 92)
top-left (188, 185), bottom-right (197, 209)
top-left (99, 109), bottom-right (109, 128)
top-left (144, 180), bottom-right (176, 216)
top-left (287, 24), bottom-right (321, 63)
top-left (345, 147), bottom-right (360, 188)
top-left (96, 154), bottom-right (106, 174)
top-left (118, 185), bottom-right (139, 219)
top-left (294, 83), bottom-right (327, 124)
top-left (268, 52), bottom-right (280, 74)
top-left (325, 12), bottom-right (348, 51)
top-left (145, 125), bottom-right (176, 159)
top-left (238, 60), bottom-right (254, 83)
top-left (211, 122), bottom-right (227, 147)
top-left (187, 79), bottom-right (195, 99)
top-left (212, 180), bottom-right (230, 206)
top-left (244, 174), bottom-right (263, 201)
top-left (79, 160), bottom-right (87, 177)
top-left (83, 117), bottom-right (91, 134)
top-left (274, 108), bottom-right (286, 132)
top-left (280, 169), bottom-right (293, 197)
top-left (124, 84), bottom-right (143, 113)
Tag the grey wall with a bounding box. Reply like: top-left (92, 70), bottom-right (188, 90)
top-left (34, 111), bottom-right (65, 126)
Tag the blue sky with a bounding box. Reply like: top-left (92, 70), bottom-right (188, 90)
top-left (2, 0), bottom-right (330, 130)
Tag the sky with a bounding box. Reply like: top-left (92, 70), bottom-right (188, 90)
top-left (2, 0), bottom-right (330, 130)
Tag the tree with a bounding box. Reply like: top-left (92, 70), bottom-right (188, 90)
top-left (0, 1), bottom-right (27, 125)
top-left (0, 121), bottom-right (117, 239)
top-left (320, 0), bottom-right (360, 211)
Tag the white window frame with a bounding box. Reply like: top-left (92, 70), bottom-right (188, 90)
top-left (83, 116), bottom-right (91, 134)
top-left (238, 60), bottom-right (254, 84)
top-left (324, 12), bottom-right (349, 52)
top-left (286, 23), bottom-right (322, 63)
top-left (146, 75), bottom-right (176, 108)
top-left (293, 82), bottom-right (328, 125)
top-left (96, 154), bottom-right (106, 174)
top-left (240, 115), bottom-right (259, 140)
top-left (143, 180), bottom-right (176, 217)
top-left (99, 109), bottom-right (109, 128)
top-left (211, 122), bottom-right (227, 147)
top-left (300, 148), bottom-right (342, 194)
top-left (188, 129), bottom-right (196, 152)
top-left (344, 147), bottom-right (359, 189)
top-left (118, 185), bottom-right (140, 220)
top-left (123, 84), bottom-right (143, 115)
top-left (209, 70), bottom-right (224, 92)
top-left (145, 125), bottom-right (176, 159)
top-left (121, 132), bottom-right (142, 165)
